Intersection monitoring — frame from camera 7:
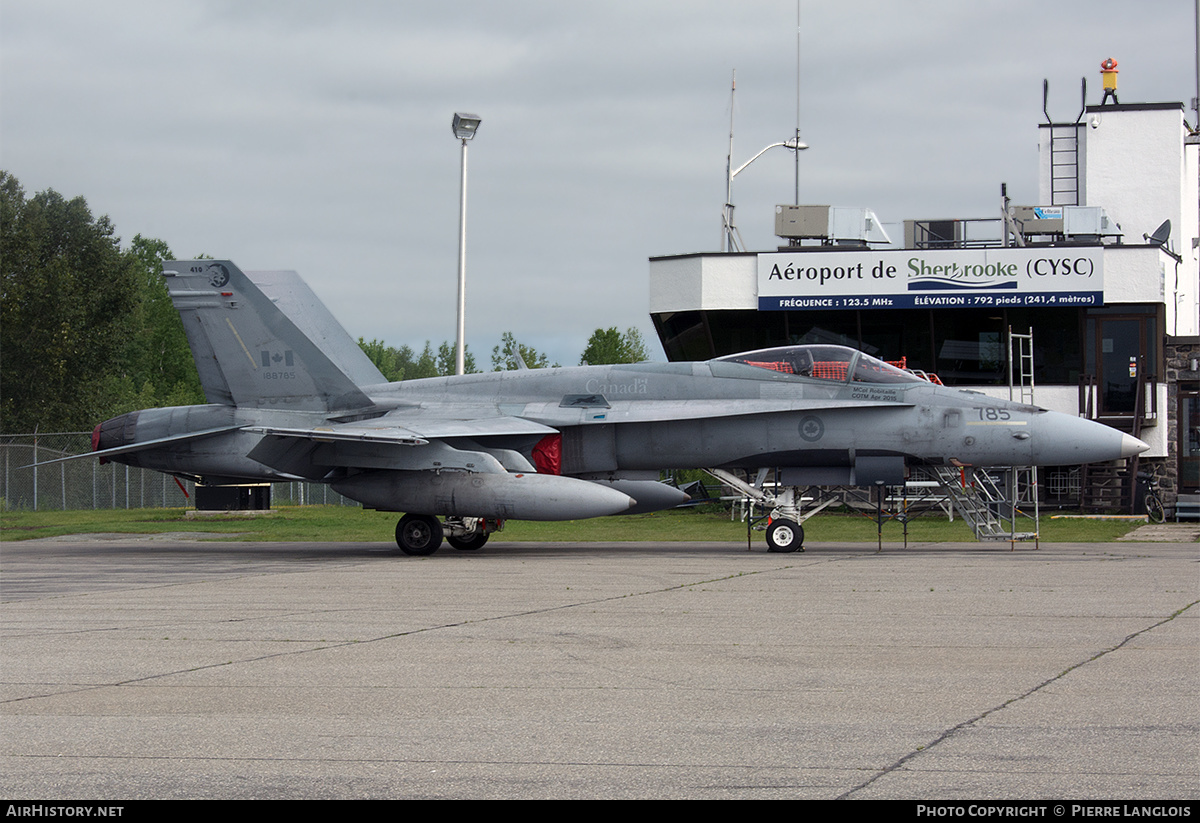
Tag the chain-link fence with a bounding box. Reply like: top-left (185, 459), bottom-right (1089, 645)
top-left (0, 432), bottom-right (359, 511)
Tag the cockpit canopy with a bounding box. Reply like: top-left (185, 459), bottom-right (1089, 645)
top-left (713, 345), bottom-right (924, 384)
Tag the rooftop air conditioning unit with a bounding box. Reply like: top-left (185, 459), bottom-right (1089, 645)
top-left (1013, 206), bottom-right (1121, 240)
top-left (775, 205), bottom-right (891, 246)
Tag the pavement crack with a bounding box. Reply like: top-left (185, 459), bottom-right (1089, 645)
top-left (836, 598), bottom-right (1199, 799)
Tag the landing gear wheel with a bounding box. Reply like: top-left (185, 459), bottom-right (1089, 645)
top-left (447, 532), bottom-right (489, 551)
top-left (395, 514), bottom-right (444, 556)
top-left (766, 519), bottom-right (804, 553)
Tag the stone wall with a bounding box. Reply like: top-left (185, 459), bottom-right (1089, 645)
top-left (1162, 336), bottom-right (1200, 511)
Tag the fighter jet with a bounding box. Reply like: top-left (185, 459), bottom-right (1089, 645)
top-left (84, 260), bottom-right (1146, 555)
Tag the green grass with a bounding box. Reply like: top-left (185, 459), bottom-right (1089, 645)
top-left (0, 504), bottom-right (1146, 544)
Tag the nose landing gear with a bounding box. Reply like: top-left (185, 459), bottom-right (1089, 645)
top-left (704, 468), bottom-right (821, 553)
top-left (765, 518), bottom-right (804, 553)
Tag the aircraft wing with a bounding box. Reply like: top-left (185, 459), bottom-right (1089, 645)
top-left (244, 415), bottom-right (557, 479)
top-left (246, 424), bottom-right (429, 446)
top-left (246, 415), bottom-right (557, 444)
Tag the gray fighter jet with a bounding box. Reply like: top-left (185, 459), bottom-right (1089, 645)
top-left (85, 260), bottom-right (1146, 555)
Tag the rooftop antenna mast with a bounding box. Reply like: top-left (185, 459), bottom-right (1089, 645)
top-left (794, 0), bottom-right (802, 205)
top-left (721, 8), bottom-right (808, 252)
top-left (722, 70), bottom-right (744, 252)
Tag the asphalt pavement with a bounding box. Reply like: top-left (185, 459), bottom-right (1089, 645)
top-left (1, 534), bottom-right (1196, 799)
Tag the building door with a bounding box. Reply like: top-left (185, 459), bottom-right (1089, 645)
top-left (1097, 318), bottom-right (1141, 414)
top-left (1087, 313), bottom-right (1157, 419)
top-left (1180, 389), bottom-right (1200, 492)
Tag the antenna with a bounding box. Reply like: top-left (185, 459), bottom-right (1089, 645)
top-left (795, 0), bottom-right (802, 206)
top-left (1143, 219), bottom-right (1172, 247)
top-left (722, 70), bottom-right (740, 252)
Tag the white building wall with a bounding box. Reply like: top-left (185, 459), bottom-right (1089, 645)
top-left (1084, 106), bottom-right (1187, 243)
top-left (649, 254), bottom-right (756, 313)
top-left (1100, 246), bottom-right (1169, 304)
top-left (1038, 104), bottom-right (1199, 335)
top-left (1085, 106), bottom-right (1198, 338)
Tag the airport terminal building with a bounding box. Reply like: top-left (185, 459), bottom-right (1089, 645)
top-left (649, 101), bottom-right (1199, 512)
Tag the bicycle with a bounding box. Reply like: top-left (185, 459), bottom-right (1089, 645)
top-left (1140, 472), bottom-right (1166, 524)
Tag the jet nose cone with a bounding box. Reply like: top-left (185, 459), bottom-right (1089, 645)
top-left (1031, 412), bottom-right (1150, 466)
top-left (1120, 433), bottom-right (1150, 458)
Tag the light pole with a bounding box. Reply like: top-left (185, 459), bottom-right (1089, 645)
top-left (723, 137), bottom-right (807, 253)
top-left (452, 112), bottom-right (481, 375)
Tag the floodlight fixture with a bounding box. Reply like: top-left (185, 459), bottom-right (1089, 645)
top-left (452, 113), bottom-right (482, 141)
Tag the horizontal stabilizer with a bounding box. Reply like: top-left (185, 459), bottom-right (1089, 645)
top-left (22, 425), bottom-right (244, 469)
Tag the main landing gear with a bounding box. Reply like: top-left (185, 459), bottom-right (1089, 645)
top-left (395, 514), bottom-right (442, 556)
top-left (394, 515), bottom-right (501, 556)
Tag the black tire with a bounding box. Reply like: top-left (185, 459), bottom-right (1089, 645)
top-left (447, 532), bottom-right (489, 551)
top-left (765, 519), bottom-right (804, 553)
top-left (395, 514), bottom-right (444, 556)
top-left (1146, 493), bottom-right (1166, 524)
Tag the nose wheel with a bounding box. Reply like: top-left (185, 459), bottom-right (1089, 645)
top-left (765, 518), bottom-right (804, 553)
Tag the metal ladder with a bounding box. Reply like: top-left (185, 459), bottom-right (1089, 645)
top-left (1048, 123), bottom-right (1081, 206)
top-left (933, 466), bottom-right (1038, 542)
top-left (1008, 327), bottom-right (1040, 541)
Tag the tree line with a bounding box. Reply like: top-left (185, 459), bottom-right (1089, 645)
top-left (0, 173), bottom-right (651, 434)
top-left (1, 172), bottom-right (203, 433)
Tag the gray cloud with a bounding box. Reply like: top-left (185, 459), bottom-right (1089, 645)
top-left (2, 0), bottom-right (1192, 365)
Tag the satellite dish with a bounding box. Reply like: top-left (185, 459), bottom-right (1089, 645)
top-left (1143, 219), bottom-right (1171, 246)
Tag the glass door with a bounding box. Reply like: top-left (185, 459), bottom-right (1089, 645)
top-left (1096, 318), bottom-right (1141, 414)
top-left (1086, 312), bottom-right (1158, 419)
top-left (1180, 390), bottom-right (1200, 492)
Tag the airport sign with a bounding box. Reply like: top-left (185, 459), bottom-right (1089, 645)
top-left (758, 248), bottom-right (1104, 310)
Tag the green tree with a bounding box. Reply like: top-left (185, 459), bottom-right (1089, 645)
top-left (491, 331), bottom-right (558, 371)
top-left (437, 341), bottom-right (477, 376)
top-left (358, 338), bottom-right (476, 381)
top-left (1, 172), bottom-right (141, 432)
top-left (579, 326), bottom-right (651, 365)
top-left (359, 337), bottom-right (413, 381)
top-left (110, 234), bottom-right (204, 409)
top-left (411, 341), bottom-right (440, 379)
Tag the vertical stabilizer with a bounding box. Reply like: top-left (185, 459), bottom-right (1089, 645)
top-left (249, 270), bottom-right (387, 387)
top-left (164, 260), bottom-right (374, 411)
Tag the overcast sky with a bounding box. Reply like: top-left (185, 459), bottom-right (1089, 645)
top-left (2, 1), bottom-right (1195, 366)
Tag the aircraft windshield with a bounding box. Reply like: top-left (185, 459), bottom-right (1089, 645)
top-left (714, 345), bottom-right (923, 384)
